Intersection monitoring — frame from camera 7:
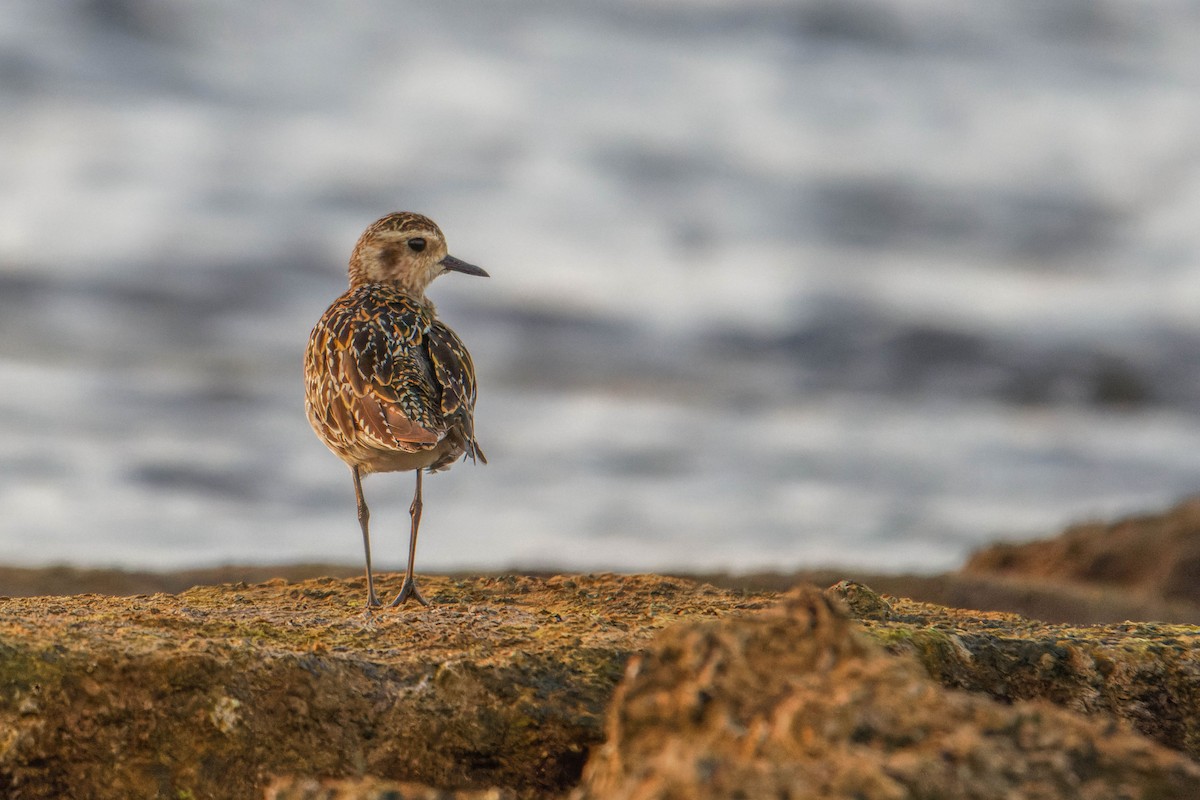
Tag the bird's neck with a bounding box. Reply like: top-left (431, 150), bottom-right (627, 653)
top-left (348, 276), bottom-right (437, 315)
top-left (348, 260), bottom-right (434, 307)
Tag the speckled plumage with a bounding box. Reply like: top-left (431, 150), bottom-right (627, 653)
top-left (304, 212), bottom-right (488, 608)
top-left (304, 285), bottom-right (485, 474)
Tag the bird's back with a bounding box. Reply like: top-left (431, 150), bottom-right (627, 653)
top-left (304, 284), bottom-right (484, 474)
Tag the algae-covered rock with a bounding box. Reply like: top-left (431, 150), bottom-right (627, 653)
top-left (575, 586), bottom-right (1200, 800)
top-left (856, 593), bottom-right (1200, 759)
top-left (0, 574), bottom-right (772, 800)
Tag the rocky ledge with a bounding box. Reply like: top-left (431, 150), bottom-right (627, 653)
top-left (966, 495), bottom-right (1200, 609)
top-left (0, 574), bottom-right (1197, 799)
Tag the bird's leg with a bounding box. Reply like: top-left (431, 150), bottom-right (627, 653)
top-left (351, 465), bottom-right (382, 609)
top-left (391, 469), bottom-right (430, 607)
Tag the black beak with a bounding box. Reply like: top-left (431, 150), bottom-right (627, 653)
top-left (440, 254), bottom-right (489, 278)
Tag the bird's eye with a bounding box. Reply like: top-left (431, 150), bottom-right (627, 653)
top-left (408, 238), bottom-right (427, 253)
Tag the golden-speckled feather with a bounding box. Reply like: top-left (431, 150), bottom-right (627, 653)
top-left (305, 285), bottom-right (485, 474)
top-left (427, 318), bottom-right (487, 466)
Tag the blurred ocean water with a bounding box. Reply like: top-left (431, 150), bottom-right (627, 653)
top-left (3, 1), bottom-right (1200, 573)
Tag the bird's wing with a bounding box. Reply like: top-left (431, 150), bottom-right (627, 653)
top-left (427, 319), bottom-right (486, 463)
top-left (308, 291), bottom-right (441, 451)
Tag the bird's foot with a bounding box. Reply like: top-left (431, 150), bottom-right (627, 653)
top-left (366, 590), bottom-right (383, 610)
top-left (389, 575), bottom-right (430, 608)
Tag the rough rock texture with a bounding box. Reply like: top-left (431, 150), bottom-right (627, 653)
top-left (690, 568), bottom-right (1200, 625)
top-left (2, 574), bottom-right (1200, 799)
top-left (575, 585), bottom-right (1200, 800)
top-left (0, 574), bottom-right (772, 800)
top-left (5, 561), bottom-right (1196, 626)
top-left (965, 496), bottom-right (1200, 606)
top-left (265, 777), bottom-right (512, 799)
top-left (840, 582), bottom-right (1200, 761)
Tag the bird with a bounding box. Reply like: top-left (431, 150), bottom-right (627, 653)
top-left (304, 212), bottom-right (488, 608)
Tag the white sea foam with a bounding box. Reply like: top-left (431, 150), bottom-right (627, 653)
top-left (3, 1), bottom-right (1200, 571)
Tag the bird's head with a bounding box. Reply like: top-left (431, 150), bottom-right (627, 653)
top-left (347, 211), bottom-right (488, 295)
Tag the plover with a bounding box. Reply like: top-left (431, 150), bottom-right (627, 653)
top-left (304, 212), bottom-right (488, 608)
